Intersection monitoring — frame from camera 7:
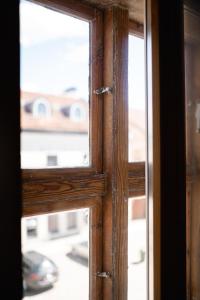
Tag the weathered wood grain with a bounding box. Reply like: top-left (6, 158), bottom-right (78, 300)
top-left (129, 19), bottom-right (144, 37)
top-left (102, 6), bottom-right (129, 300)
top-left (30, 0), bottom-right (96, 20)
top-left (128, 162), bottom-right (145, 197)
top-left (23, 171), bottom-right (106, 204)
top-left (91, 9), bottom-right (104, 172)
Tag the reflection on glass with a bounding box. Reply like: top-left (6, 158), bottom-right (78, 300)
top-left (184, 6), bottom-right (200, 299)
top-left (20, 0), bottom-right (90, 168)
top-left (128, 197), bottom-right (146, 300)
top-left (22, 209), bottom-right (89, 300)
top-left (128, 35), bottom-right (146, 162)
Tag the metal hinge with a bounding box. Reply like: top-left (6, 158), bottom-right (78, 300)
top-left (94, 87), bottom-right (113, 95)
top-left (96, 271), bottom-right (111, 278)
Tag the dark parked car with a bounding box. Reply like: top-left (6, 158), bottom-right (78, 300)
top-left (23, 250), bottom-right (58, 291)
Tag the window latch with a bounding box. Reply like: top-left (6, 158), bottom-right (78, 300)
top-left (94, 87), bottom-right (113, 95)
top-left (96, 271), bottom-right (111, 278)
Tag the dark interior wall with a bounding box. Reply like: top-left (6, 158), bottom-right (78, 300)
top-left (158, 0), bottom-right (186, 299)
top-left (0, 1), bottom-right (22, 298)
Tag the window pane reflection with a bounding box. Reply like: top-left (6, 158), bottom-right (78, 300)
top-left (22, 209), bottom-right (89, 300)
top-left (20, 0), bottom-right (90, 168)
top-left (128, 197), bottom-right (146, 300)
top-left (128, 35), bottom-right (146, 162)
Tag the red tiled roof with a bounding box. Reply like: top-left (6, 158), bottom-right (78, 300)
top-left (21, 91), bottom-right (89, 133)
top-left (21, 91), bottom-right (145, 136)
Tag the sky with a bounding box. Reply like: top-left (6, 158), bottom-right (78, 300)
top-left (20, 0), bottom-right (145, 110)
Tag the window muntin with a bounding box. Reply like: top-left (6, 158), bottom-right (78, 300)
top-left (20, 0), bottom-right (90, 169)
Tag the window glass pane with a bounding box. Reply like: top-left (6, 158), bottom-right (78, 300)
top-left (128, 197), bottom-right (147, 300)
top-left (128, 35), bottom-right (146, 162)
top-left (184, 5), bottom-right (200, 299)
top-left (22, 209), bottom-right (89, 299)
top-left (20, 0), bottom-right (90, 168)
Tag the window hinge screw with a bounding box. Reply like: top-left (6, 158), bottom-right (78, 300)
top-left (94, 87), bottom-right (113, 95)
top-left (96, 271), bottom-right (111, 278)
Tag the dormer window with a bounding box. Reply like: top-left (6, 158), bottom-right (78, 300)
top-left (33, 98), bottom-right (51, 117)
top-left (70, 104), bottom-right (86, 121)
top-left (37, 103), bottom-right (46, 116)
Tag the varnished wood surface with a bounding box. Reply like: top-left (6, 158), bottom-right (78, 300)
top-left (23, 197), bottom-right (96, 217)
top-left (23, 172), bottom-right (106, 203)
top-left (128, 162), bottom-right (145, 197)
top-left (31, 0), bottom-right (145, 24)
top-left (84, 0), bottom-right (144, 24)
top-left (30, 0), bottom-right (96, 20)
top-left (102, 6), bottom-right (129, 300)
top-left (91, 9), bottom-right (104, 171)
top-left (129, 20), bottom-right (144, 38)
top-left (184, 6), bottom-right (200, 296)
top-left (90, 198), bottom-right (103, 300)
top-left (22, 165), bottom-right (146, 216)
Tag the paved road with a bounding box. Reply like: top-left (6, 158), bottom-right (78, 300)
top-left (23, 220), bottom-right (146, 300)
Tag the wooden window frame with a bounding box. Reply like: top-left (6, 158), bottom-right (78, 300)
top-left (22, 1), bottom-right (146, 300)
top-left (0, 0), bottom-right (186, 299)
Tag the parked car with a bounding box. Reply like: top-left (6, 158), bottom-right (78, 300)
top-left (23, 250), bottom-right (58, 291)
top-left (71, 240), bottom-right (89, 261)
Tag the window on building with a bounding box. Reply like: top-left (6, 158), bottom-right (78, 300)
top-left (48, 214), bottom-right (59, 234)
top-left (47, 155), bottom-right (58, 167)
top-left (26, 218), bottom-right (37, 238)
top-left (66, 211), bottom-right (77, 230)
top-left (70, 104), bottom-right (86, 121)
top-left (33, 98), bottom-right (51, 117)
top-left (37, 103), bottom-right (46, 116)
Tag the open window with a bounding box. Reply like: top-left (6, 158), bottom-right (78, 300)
top-left (20, 0), bottom-right (147, 299)
top-left (18, 0), bottom-right (187, 299)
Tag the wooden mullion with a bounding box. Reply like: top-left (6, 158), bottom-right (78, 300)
top-left (102, 6), bottom-right (129, 300)
top-left (90, 198), bottom-right (103, 300)
top-left (90, 9), bottom-right (103, 171)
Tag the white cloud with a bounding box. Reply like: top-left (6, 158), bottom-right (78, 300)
top-left (21, 82), bottom-right (39, 93)
top-left (20, 0), bottom-right (89, 47)
top-left (64, 44), bottom-right (89, 64)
